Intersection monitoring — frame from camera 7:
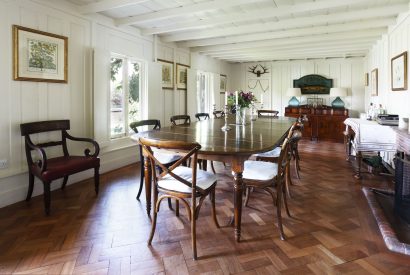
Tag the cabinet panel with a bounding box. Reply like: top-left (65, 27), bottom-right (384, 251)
top-left (285, 106), bottom-right (348, 143)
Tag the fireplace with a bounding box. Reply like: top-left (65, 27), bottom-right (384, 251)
top-left (394, 157), bottom-right (410, 224)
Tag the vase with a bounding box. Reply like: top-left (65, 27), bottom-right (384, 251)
top-left (236, 107), bottom-right (247, 125)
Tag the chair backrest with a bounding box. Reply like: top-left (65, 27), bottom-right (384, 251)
top-left (20, 120), bottom-right (72, 168)
top-left (277, 138), bottom-right (290, 182)
top-left (130, 119), bottom-right (161, 133)
top-left (258, 110), bottom-right (279, 118)
top-left (213, 110), bottom-right (225, 118)
top-left (139, 137), bottom-right (203, 193)
top-left (170, 115), bottom-right (191, 126)
top-left (195, 113), bottom-right (210, 121)
top-left (20, 120), bottom-right (71, 156)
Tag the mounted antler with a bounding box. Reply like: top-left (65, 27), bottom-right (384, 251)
top-left (248, 64), bottom-right (269, 77)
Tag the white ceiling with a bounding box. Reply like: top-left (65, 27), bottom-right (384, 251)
top-left (66, 0), bottom-right (409, 62)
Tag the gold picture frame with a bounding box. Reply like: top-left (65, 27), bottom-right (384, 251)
top-left (371, 68), bottom-right (378, 96)
top-left (391, 51), bottom-right (407, 91)
top-left (13, 25), bottom-right (68, 83)
top-left (176, 63), bottom-right (189, 90)
top-left (157, 59), bottom-right (174, 89)
top-left (365, 73), bottom-right (369, 86)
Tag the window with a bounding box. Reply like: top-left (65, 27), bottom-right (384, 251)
top-left (197, 71), bottom-right (211, 113)
top-left (110, 55), bottom-right (142, 139)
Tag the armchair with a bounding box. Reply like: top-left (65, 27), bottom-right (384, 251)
top-left (20, 120), bottom-right (100, 215)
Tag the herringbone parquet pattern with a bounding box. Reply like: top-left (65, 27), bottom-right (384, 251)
top-left (1, 141), bottom-right (410, 274)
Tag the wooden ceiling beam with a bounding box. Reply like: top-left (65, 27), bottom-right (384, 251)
top-left (79, 0), bottom-right (150, 14)
top-left (161, 4), bottom-right (406, 42)
top-left (207, 40), bottom-right (374, 58)
top-left (142, 0), bottom-right (384, 35)
top-left (177, 18), bottom-right (395, 48)
top-left (220, 50), bottom-right (368, 62)
top-left (115, 0), bottom-right (267, 26)
top-left (191, 29), bottom-right (385, 53)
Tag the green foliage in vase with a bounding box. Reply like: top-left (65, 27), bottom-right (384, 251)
top-left (227, 91), bottom-right (257, 109)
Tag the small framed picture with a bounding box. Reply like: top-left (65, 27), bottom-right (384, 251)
top-left (391, 51), bottom-right (407, 91)
top-left (157, 59), bottom-right (174, 89)
top-left (371, 68), bottom-right (378, 96)
top-left (176, 63), bottom-right (189, 90)
top-left (220, 74), bottom-right (227, 93)
top-left (365, 73), bottom-right (369, 86)
top-left (13, 25), bottom-right (68, 83)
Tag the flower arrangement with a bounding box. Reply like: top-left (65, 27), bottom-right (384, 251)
top-left (227, 91), bottom-right (257, 109)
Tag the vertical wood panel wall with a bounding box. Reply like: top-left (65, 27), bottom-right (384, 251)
top-left (230, 58), bottom-right (365, 117)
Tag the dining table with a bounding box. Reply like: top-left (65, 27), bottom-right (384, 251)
top-left (130, 116), bottom-right (295, 242)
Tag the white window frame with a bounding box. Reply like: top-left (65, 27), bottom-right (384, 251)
top-left (110, 53), bottom-right (144, 140)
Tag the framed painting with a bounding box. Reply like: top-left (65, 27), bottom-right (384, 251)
top-left (220, 74), bottom-right (227, 93)
top-left (371, 68), bottom-right (378, 96)
top-left (13, 25), bottom-right (68, 83)
top-left (365, 73), bottom-right (369, 86)
top-left (157, 59), bottom-right (174, 89)
top-left (391, 51), bottom-right (407, 91)
top-left (176, 63), bottom-right (189, 90)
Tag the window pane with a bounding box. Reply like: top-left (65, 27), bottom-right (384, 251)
top-left (128, 61), bottom-right (140, 134)
top-left (110, 57), bottom-right (125, 138)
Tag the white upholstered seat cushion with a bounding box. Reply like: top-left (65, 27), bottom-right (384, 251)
top-left (152, 148), bottom-right (181, 164)
top-left (243, 160), bottom-right (278, 181)
top-left (253, 147), bottom-right (281, 158)
top-left (158, 166), bottom-right (217, 193)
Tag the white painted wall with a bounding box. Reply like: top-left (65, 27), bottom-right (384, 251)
top-left (230, 58), bottom-right (365, 117)
top-left (365, 11), bottom-right (410, 118)
top-left (0, 0), bottom-right (231, 208)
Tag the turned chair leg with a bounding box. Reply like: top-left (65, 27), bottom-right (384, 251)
top-left (148, 188), bottom-right (159, 245)
top-left (61, 176), bottom-right (69, 189)
top-left (210, 188), bottom-right (219, 228)
top-left (191, 197), bottom-right (197, 260)
top-left (276, 185), bottom-right (286, 241)
top-left (210, 161), bottom-right (216, 174)
top-left (43, 181), bottom-right (51, 215)
top-left (136, 157), bottom-right (144, 200)
top-left (94, 166), bottom-right (100, 195)
top-left (26, 173), bottom-right (35, 201)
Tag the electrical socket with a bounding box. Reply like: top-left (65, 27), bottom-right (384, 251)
top-left (0, 159), bottom-right (8, 169)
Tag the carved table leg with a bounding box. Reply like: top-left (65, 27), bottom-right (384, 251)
top-left (144, 157), bottom-right (152, 216)
top-left (355, 151), bottom-right (362, 179)
top-left (232, 160), bottom-right (245, 242)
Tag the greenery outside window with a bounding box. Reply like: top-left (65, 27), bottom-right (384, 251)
top-left (110, 55), bottom-right (141, 139)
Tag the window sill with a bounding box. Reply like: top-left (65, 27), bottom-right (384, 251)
top-left (100, 136), bottom-right (138, 155)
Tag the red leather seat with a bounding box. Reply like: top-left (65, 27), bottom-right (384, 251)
top-left (34, 156), bottom-right (100, 182)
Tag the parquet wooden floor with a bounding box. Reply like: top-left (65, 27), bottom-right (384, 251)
top-left (1, 141), bottom-right (410, 274)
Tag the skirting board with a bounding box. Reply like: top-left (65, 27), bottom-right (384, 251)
top-left (0, 154), bottom-right (139, 208)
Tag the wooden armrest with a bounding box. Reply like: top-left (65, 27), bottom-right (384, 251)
top-left (26, 140), bottom-right (47, 173)
top-left (65, 133), bottom-right (100, 157)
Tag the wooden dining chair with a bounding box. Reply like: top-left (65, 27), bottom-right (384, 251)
top-left (20, 120), bottom-right (100, 215)
top-left (140, 137), bottom-right (219, 260)
top-left (258, 110), bottom-right (279, 117)
top-left (129, 120), bottom-right (181, 201)
top-left (195, 113), bottom-right (210, 121)
top-left (170, 115), bottom-right (190, 126)
top-left (213, 110), bottom-right (225, 118)
top-left (193, 113), bottom-right (220, 173)
top-left (242, 137), bottom-right (291, 240)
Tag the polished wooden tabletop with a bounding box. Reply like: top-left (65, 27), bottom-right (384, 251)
top-left (130, 116), bottom-right (295, 156)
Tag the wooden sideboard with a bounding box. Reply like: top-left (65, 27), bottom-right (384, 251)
top-left (285, 105), bottom-right (349, 143)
